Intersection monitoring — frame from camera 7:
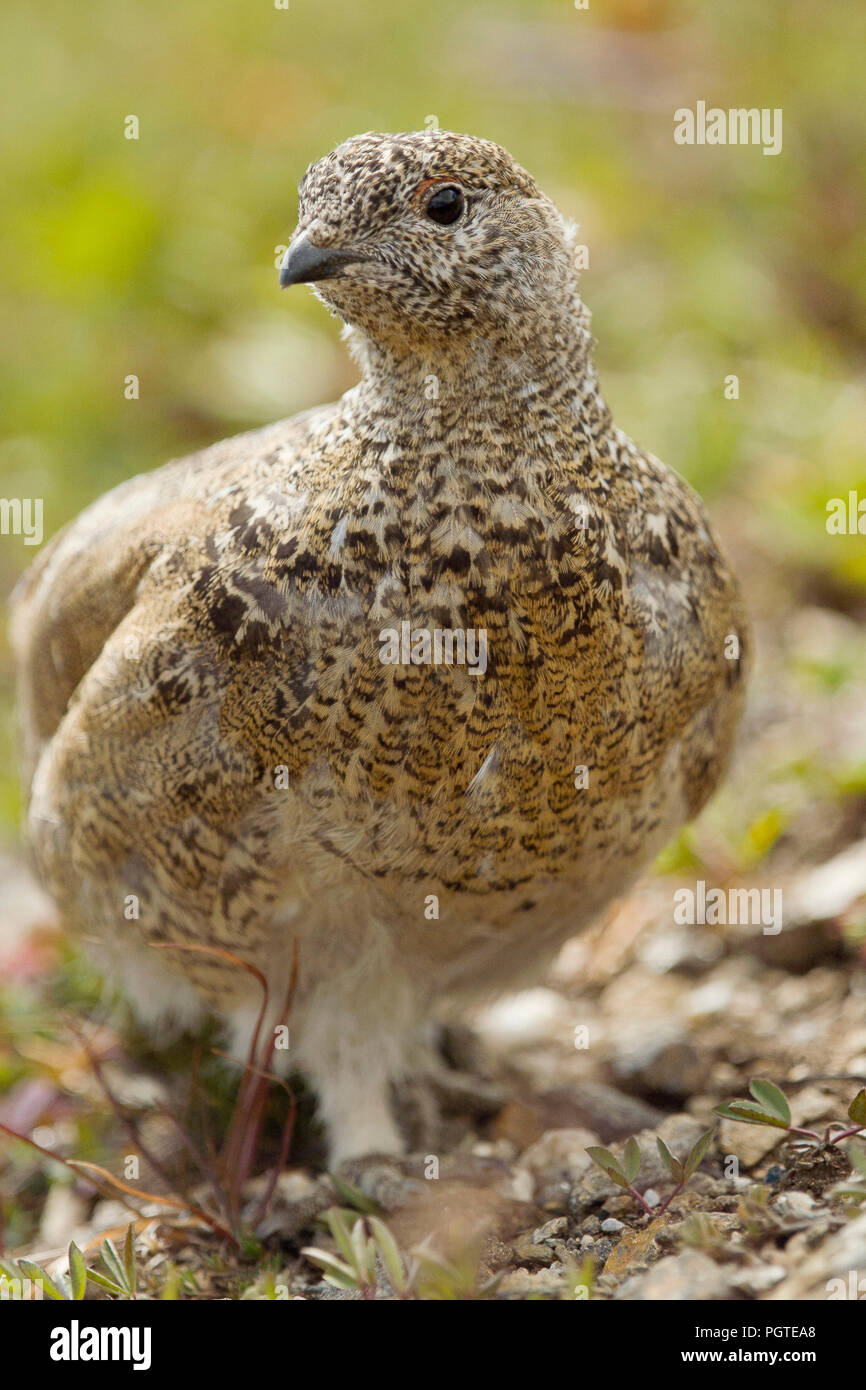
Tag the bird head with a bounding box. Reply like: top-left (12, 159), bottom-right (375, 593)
top-left (280, 130), bottom-right (584, 359)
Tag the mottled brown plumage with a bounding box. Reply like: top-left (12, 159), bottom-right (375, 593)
top-left (13, 131), bottom-right (748, 1161)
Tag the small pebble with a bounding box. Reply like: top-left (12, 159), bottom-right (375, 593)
top-left (533, 1216), bottom-right (569, 1244)
top-left (643, 1189), bottom-right (661, 1207)
top-left (712, 1195), bottom-right (740, 1212)
top-left (601, 1217), bottom-right (624, 1234)
top-left (773, 1191), bottom-right (818, 1220)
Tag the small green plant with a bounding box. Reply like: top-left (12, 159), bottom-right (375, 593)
top-left (585, 1129), bottom-right (714, 1218)
top-left (562, 1253), bottom-right (595, 1300)
top-left (714, 1080), bottom-right (866, 1149)
top-left (303, 1207), bottom-right (390, 1298)
top-left (409, 1237), bottom-right (503, 1302)
top-left (240, 1265), bottom-right (291, 1300)
top-left (84, 1225), bottom-right (140, 1298)
top-left (302, 1207), bottom-right (502, 1301)
top-left (0, 940), bottom-right (300, 1252)
top-left (737, 1183), bottom-right (779, 1237)
top-left (676, 1211), bottom-right (726, 1252)
top-left (0, 1224), bottom-right (138, 1301)
top-left (0, 1243), bottom-right (87, 1301)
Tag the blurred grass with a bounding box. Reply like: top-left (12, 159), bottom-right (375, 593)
top-left (0, 0), bottom-right (865, 841)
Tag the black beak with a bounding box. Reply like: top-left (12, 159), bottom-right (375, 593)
top-left (279, 232), bottom-right (366, 288)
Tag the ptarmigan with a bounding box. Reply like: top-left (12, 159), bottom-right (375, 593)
top-left (13, 131), bottom-right (748, 1164)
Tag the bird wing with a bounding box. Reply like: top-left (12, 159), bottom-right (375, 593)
top-left (11, 409), bottom-right (333, 783)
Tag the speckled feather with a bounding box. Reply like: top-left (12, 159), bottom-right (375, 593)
top-left (13, 132), bottom-right (749, 1161)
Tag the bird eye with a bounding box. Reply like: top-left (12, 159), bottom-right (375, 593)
top-left (425, 185), bottom-right (464, 226)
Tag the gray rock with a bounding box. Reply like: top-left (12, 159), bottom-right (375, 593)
top-left (637, 927), bottom-right (724, 976)
top-left (731, 1262), bottom-right (787, 1296)
top-left (542, 1081), bottom-right (665, 1143)
top-left (718, 1115), bottom-right (784, 1168)
top-left (614, 1250), bottom-right (735, 1301)
top-left (768, 1211), bottom-right (866, 1300)
top-left (772, 1191), bottom-right (818, 1221)
top-left (516, 1126), bottom-right (597, 1197)
top-left (601, 1217), bottom-right (625, 1234)
top-left (512, 1235), bottom-right (555, 1266)
top-left (532, 1217), bottom-right (569, 1244)
top-left (498, 1266), bottom-right (566, 1296)
top-left (611, 1021), bottom-right (709, 1100)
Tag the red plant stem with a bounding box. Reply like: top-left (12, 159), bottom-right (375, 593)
top-left (627, 1186), bottom-right (657, 1218)
top-left (151, 1100), bottom-right (229, 1222)
top-left (253, 1095), bottom-right (297, 1230)
top-left (231, 1081), bottom-right (270, 1229)
top-left (69, 1020), bottom-right (183, 1197)
top-left (0, 1122), bottom-right (236, 1246)
top-left (656, 1181), bottom-right (685, 1217)
top-left (827, 1125), bottom-right (866, 1145)
top-left (225, 944), bottom-right (300, 1228)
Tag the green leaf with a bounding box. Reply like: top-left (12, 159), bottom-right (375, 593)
top-left (68, 1243), bottom-right (87, 1301)
top-left (369, 1217), bottom-right (408, 1294)
top-left (123, 1224), bottom-right (137, 1297)
top-left (328, 1172), bottom-right (381, 1215)
top-left (325, 1209), bottom-right (357, 1268)
top-left (749, 1079), bottom-right (791, 1125)
top-left (656, 1136), bottom-right (674, 1175)
top-left (349, 1217), bottom-right (375, 1280)
top-left (847, 1088), bottom-right (866, 1127)
top-left (622, 1136), bottom-right (641, 1184)
top-left (17, 1260), bottom-right (66, 1301)
top-left (84, 1269), bottom-right (125, 1294)
top-left (585, 1147), bottom-right (629, 1187)
top-left (320, 1267), bottom-right (362, 1292)
top-left (301, 1247), bottom-right (359, 1290)
top-left (832, 1186), bottom-right (866, 1204)
top-left (684, 1129), bottom-right (715, 1180)
top-left (100, 1238), bottom-right (128, 1291)
top-left (713, 1100), bottom-right (789, 1129)
top-left (656, 1137), bottom-right (684, 1183)
top-left (848, 1142), bottom-right (866, 1176)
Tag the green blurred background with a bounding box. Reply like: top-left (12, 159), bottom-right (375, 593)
top-left (1, 0), bottom-right (864, 846)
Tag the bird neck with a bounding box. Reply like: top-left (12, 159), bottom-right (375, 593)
top-left (346, 296), bottom-right (611, 443)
